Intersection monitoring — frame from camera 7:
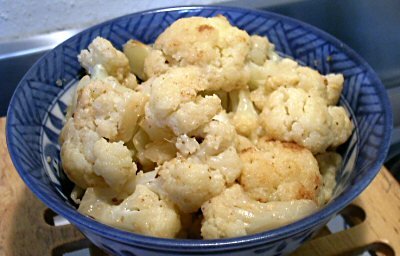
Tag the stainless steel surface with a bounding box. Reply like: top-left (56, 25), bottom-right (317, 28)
top-left (0, 29), bottom-right (82, 116)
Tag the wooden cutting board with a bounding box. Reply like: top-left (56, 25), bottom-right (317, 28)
top-left (0, 117), bottom-right (399, 256)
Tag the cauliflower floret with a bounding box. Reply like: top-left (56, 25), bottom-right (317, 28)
top-left (260, 87), bottom-right (353, 153)
top-left (157, 115), bottom-right (242, 214)
top-left (73, 76), bottom-right (146, 142)
top-left (144, 15), bottom-right (250, 91)
top-left (60, 119), bottom-right (106, 188)
top-left (201, 184), bottom-right (318, 239)
top-left (175, 134), bottom-right (200, 156)
top-left (78, 185), bottom-right (181, 238)
top-left (316, 152), bottom-right (342, 205)
top-left (145, 67), bottom-right (221, 135)
top-left (166, 95), bottom-right (222, 135)
top-left (78, 37), bottom-right (138, 89)
top-left (205, 146), bottom-right (242, 185)
top-left (146, 67), bottom-right (206, 121)
top-left (240, 139), bottom-right (321, 203)
top-left (60, 119), bottom-right (136, 191)
top-left (92, 138), bottom-right (137, 189)
top-left (195, 111), bottom-right (238, 156)
top-left (143, 50), bottom-right (169, 79)
top-left (328, 106), bottom-right (354, 148)
top-left (228, 89), bottom-right (260, 137)
top-left (157, 156), bottom-right (225, 213)
top-left (166, 111), bottom-right (239, 160)
top-left (157, 137), bottom-right (242, 213)
top-left (248, 58), bottom-right (344, 109)
top-left (247, 35), bottom-right (279, 65)
top-left (325, 74), bottom-right (345, 106)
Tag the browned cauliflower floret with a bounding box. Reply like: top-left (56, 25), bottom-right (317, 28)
top-left (316, 152), bottom-right (342, 205)
top-left (72, 76), bottom-right (146, 143)
top-left (248, 58), bottom-right (344, 109)
top-left (239, 139), bottom-right (321, 203)
top-left (78, 185), bottom-right (181, 238)
top-left (260, 87), bottom-right (353, 153)
top-left (144, 16), bottom-right (251, 91)
top-left (78, 37), bottom-right (137, 88)
top-left (201, 184), bottom-right (318, 239)
top-left (60, 119), bottom-right (136, 190)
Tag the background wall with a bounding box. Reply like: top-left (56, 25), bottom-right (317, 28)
top-left (0, 0), bottom-right (228, 42)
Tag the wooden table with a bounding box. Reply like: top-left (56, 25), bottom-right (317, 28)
top-left (0, 117), bottom-right (399, 255)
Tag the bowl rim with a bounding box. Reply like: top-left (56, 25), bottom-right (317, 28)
top-left (6, 4), bottom-right (393, 251)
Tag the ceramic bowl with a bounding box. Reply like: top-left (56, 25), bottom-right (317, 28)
top-left (6, 6), bottom-right (392, 256)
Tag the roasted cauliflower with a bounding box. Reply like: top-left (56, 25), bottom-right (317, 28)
top-left (78, 37), bottom-right (138, 89)
top-left (78, 185), bottom-right (181, 238)
top-left (144, 67), bottom-right (221, 135)
top-left (240, 139), bottom-right (322, 203)
top-left (157, 112), bottom-right (242, 213)
top-left (60, 16), bottom-right (354, 240)
top-left (248, 58), bottom-right (344, 109)
top-left (70, 75), bottom-right (146, 143)
top-left (156, 155), bottom-right (226, 213)
top-left (260, 87), bottom-right (353, 153)
top-left (201, 184), bottom-right (318, 239)
top-left (60, 118), bottom-right (137, 191)
top-left (144, 15), bottom-right (251, 91)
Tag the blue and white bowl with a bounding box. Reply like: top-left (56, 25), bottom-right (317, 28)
top-left (6, 6), bottom-right (392, 256)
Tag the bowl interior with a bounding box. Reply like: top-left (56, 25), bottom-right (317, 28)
top-left (6, 5), bottom-right (392, 249)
